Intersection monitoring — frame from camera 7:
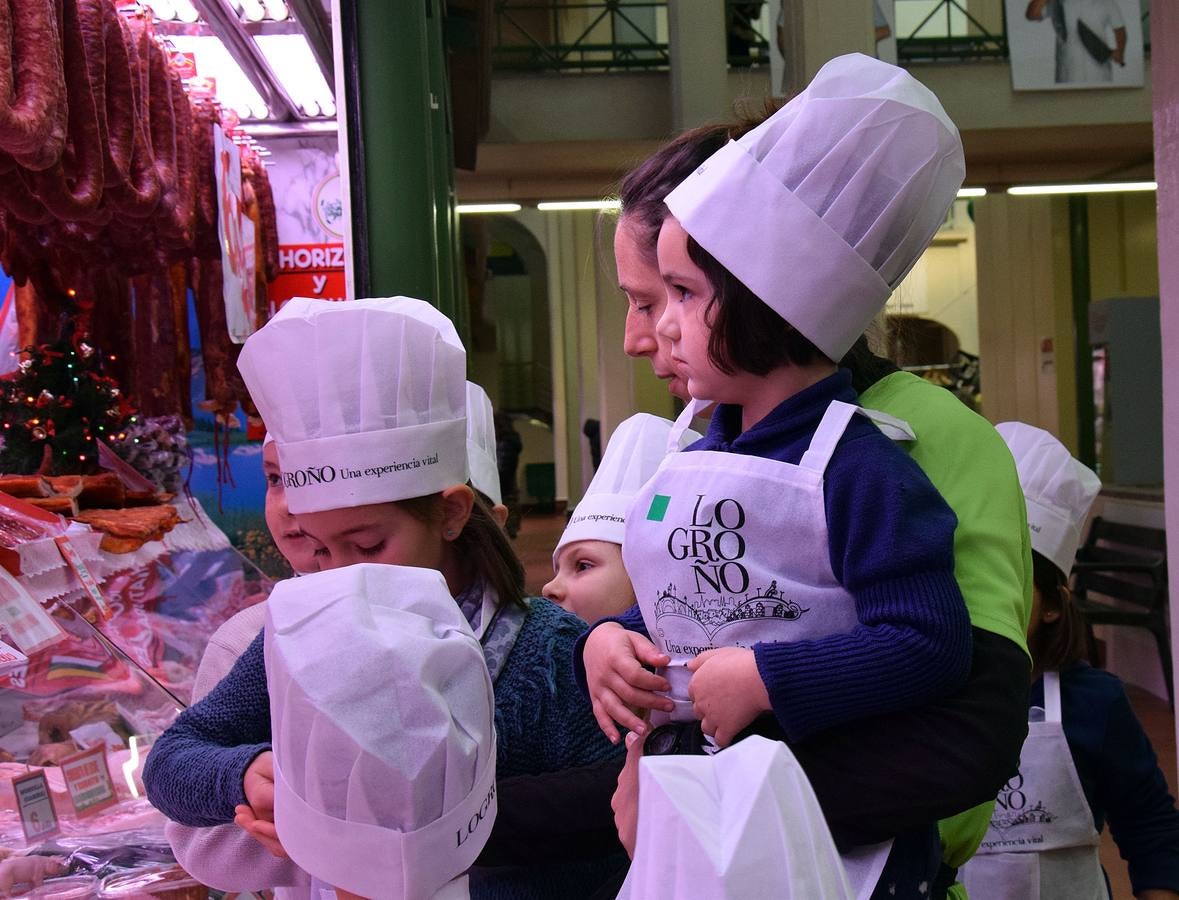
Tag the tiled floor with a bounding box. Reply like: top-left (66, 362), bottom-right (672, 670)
top-left (511, 511), bottom-right (1176, 899)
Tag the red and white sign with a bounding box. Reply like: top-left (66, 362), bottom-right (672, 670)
top-left (13, 770), bottom-right (59, 840)
top-left (60, 745), bottom-right (118, 817)
top-left (267, 242), bottom-right (346, 313)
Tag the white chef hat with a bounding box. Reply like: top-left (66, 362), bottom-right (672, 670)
top-left (996, 422), bottom-right (1102, 577)
top-left (619, 736), bottom-right (853, 899)
top-left (267, 564), bottom-right (497, 900)
top-left (238, 297), bottom-right (469, 515)
top-left (465, 382), bottom-right (502, 507)
top-left (665, 53), bottom-right (964, 362)
top-left (554, 413), bottom-right (701, 563)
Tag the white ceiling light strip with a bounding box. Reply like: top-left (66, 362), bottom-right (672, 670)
top-left (1007, 182), bottom-right (1157, 196)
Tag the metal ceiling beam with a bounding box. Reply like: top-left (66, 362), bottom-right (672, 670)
top-left (286, 0), bottom-right (335, 89)
top-left (241, 119), bottom-right (338, 137)
top-left (191, 0), bottom-right (303, 120)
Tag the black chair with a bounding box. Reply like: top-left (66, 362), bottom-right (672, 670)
top-left (1072, 517), bottom-right (1171, 706)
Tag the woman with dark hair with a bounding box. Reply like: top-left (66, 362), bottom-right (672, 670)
top-left (608, 76), bottom-right (1032, 899)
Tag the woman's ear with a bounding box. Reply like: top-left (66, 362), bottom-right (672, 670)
top-left (440, 485), bottom-right (475, 541)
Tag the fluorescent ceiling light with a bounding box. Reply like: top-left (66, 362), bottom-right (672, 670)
top-left (255, 34), bottom-right (335, 117)
top-left (1007, 181), bottom-right (1157, 196)
top-left (537, 200), bottom-right (622, 212)
top-left (956, 187), bottom-right (986, 198)
top-left (167, 34), bottom-right (269, 120)
top-left (457, 203), bottom-right (522, 214)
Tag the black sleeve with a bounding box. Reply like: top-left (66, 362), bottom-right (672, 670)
top-left (476, 757), bottom-right (625, 866)
top-left (774, 628), bottom-right (1030, 849)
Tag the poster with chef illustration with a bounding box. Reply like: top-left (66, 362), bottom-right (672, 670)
top-left (214, 124), bottom-right (256, 342)
top-left (1007, 0), bottom-right (1145, 90)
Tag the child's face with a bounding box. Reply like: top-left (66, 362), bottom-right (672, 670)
top-left (263, 442), bottom-right (320, 575)
top-left (293, 500), bottom-right (446, 572)
top-left (543, 539), bottom-right (636, 624)
top-left (655, 216), bottom-right (731, 403)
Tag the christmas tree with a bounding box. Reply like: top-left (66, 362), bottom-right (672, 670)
top-left (0, 312), bottom-right (136, 476)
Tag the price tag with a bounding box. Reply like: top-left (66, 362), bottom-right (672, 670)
top-left (12, 770), bottom-right (59, 841)
top-left (60, 745), bottom-right (118, 817)
top-left (0, 567), bottom-right (65, 654)
top-left (0, 637), bottom-right (27, 674)
top-left (54, 536), bottom-right (112, 620)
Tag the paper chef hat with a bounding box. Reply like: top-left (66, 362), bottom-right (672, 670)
top-left (238, 297), bottom-right (469, 514)
top-left (666, 53), bottom-right (964, 362)
top-left (554, 413), bottom-right (701, 562)
top-left (996, 422), bottom-right (1102, 577)
top-left (267, 564), bottom-right (497, 900)
top-left (619, 736), bottom-right (853, 900)
top-left (466, 382), bottom-right (502, 507)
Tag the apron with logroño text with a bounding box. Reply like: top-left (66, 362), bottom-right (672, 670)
top-left (625, 399), bottom-right (914, 900)
top-left (960, 671), bottom-right (1108, 900)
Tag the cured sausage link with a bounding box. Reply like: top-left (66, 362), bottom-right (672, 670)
top-left (22, 0), bottom-right (105, 220)
top-left (0, 0), bottom-right (67, 171)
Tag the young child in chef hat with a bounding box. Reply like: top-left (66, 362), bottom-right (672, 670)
top-left (543, 413), bottom-right (701, 624)
top-left (267, 563), bottom-right (498, 900)
top-left (582, 53), bottom-right (970, 897)
top-left (465, 381), bottom-right (509, 530)
top-left (144, 297), bottom-right (620, 899)
top-left (961, 424), bottom-right (1179, 900)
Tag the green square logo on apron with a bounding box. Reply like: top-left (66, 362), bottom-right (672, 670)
top-left (646, 494), bottom-right (671, 522)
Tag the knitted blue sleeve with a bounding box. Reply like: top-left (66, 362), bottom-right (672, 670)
top-left (753, 431), bottom-right (972, 742)
top-left (496, 600), bottom-right (623, 778)
top-left (143, 632), bottom-right (273, 826)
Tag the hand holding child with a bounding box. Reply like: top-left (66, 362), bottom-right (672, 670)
top-left (688, 647), bottom-right (771, 747)
top-left (611, 730), bottom-right (646, 858)
top-left (583, 622), bottom-right (673, 743)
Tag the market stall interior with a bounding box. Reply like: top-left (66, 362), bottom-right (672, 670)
top-left (0, 0), bottom-right (331, 893)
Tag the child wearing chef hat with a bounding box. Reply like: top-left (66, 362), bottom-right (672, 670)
top-left (961, 424), bottom-right (1179, 900)
top-left (267, 563), bottom-right (498, 900)
top-left (144, 297), bottom-right (621, 899)
top-left (581, 53), bottom-right (971, 897)
top-left (543, 413), bottom-right (700, 624)
top-left (465, 381), bottom-right (509, 530)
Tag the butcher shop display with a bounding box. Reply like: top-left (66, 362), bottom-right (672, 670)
top-left (0, 0), bottom-right (279, 427)
top-left (0, 2), bottom-right (284, 890)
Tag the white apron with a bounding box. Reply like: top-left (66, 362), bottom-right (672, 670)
top-left (960, 671), bottom-right (1108, 900)
top-left (623, 399), bottom-right (911, 900)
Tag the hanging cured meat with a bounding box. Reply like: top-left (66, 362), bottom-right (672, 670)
top-left (0, 0), bottom-right (68, 171)
top-left (0, 0), bottom-right (284, 421)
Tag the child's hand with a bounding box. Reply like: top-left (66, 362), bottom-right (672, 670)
top-left (236, 750), bottom-right (288, 857)
top-left (584, 623), bottom-right (673, 743)
top-left (243, 750), bottom-right (276, 820)
top-left (687, 648), bottom-right (770, 747)
top-left (0, 855), bottom-right (65, 896)
top-left (235, 804), bottom-right (288, 858)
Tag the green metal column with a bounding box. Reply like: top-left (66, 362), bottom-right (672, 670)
top-left (1069, 195), bottom-right (1096, 469)
top-left (342, 0), bottom-right (460, 324)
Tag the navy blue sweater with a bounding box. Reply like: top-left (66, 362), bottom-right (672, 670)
top-left (591, 370), bottom-right (972, 742)
top-left (144, 598), bottom-right (621, 828)
top-left (1032, 663), bottom-right (1179, 895)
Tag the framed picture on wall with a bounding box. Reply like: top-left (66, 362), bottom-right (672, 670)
top-left (1006, 0), bottom-right (1146, 90)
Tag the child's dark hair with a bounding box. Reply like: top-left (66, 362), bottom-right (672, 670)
top-left (685, 238), bottom-right (825, 373)
top-left (399, 489), bottom-right (527, 610)
top-left (1030, 550), bottom-right (1088, 672)
top-left (618, 105), bottom-right (826, 375)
